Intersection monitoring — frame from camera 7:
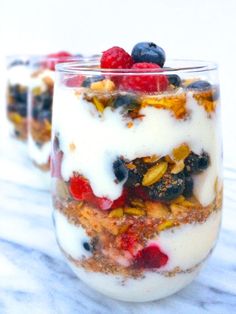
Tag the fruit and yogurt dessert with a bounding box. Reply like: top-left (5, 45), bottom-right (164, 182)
top-left (52, 42), bottom-right (223, 302)
top-left (6, 56), bottom-right (30, 140)
top-left (28, 52), bottom-right (76, 170)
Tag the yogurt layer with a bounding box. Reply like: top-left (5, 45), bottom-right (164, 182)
top-left (53, 88), bottom-right (221, 206)
top-left (69, 262), bottom-right (201, 302)
top-left (28, 135), bottom-right (51, 165)
top-left (8, 64), bottom-right (29, 86)
top-left (30, 69), bottom-right (55, 91)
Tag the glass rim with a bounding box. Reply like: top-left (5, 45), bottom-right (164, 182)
top-left (56, 59), bottom-right (218, 75)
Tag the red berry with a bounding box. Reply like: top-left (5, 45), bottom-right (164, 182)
top-left (101, 46), bottom-right (133, 69)
top-left (69, 175), bottom-right (113, 210)
top-left (46, 51), bottom-right (72, 71)
top-left (65, 75), bottom-right (84, 87)
top-left (121, 62), bottom-right (168, 93)
top-left (134, 244), bottom-right (168, 268)
top-left (69, 176), bottom-right (93, 201)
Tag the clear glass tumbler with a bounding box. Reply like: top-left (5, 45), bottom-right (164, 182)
top-left (51, 60), bottom-right (223, 302)
top-left (6, 55), bottom-right (30, 140)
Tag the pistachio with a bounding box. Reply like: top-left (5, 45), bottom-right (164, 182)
top-left (171, 160), bottom-right (185, 174)
top-left (124, 207), bottom-right (145, 216)
top-left (172, 144), bottom-right (190, 161)
top-left (131, 199), bottom-right (144, 208)
top-left (157, 220), bottom-right (174, 232)
top-left (108, 208), bottom-right (124, 218)
top-left (146, 201), bottom-right (169, 218)
top-left (93, 96), bottom-right (104, 112)
top-left (142, 161), bottom-right (168, 186)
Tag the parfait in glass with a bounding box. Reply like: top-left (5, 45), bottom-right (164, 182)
top-left (28, 52), bottom-right (78, 171)
top-left (51, 43), bottom-right (223, 302)
top-left (6, 55), bottom-right (30, 140)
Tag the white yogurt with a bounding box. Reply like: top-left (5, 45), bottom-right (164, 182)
top-left (54, 210), bottom-right (92, 260)
top-left (70, 262), bottom-right (201, 302)
top-left (28, 135), bottom-right (51, 165)
top-left (8, 64), bottom-right (29, 86)
top-left (53, 88), bottom-right (221, 206)
top-left (151, 210), bottom-right (221, 271)
top-left (30, 69), bottom-right (55, 91)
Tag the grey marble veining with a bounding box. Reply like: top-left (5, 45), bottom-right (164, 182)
top-left (0, 136), bottom-right (236, 314)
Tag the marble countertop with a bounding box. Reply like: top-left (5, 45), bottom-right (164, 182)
top-left (0, 134), bottom-right (236, 314)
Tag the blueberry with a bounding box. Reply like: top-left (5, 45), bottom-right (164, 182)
top-left (113, 158), bottom-right (128, 182)
top-left (17, 103), bottom-right (27, 117)
top-left (148, 173), bottom-right (185, 202)
top-left (167, 74), bottom-right (181, 87)
top-left (125, 159), bottom-right (149, 187)
top-left (186, 80), bottom-right (211, 90)
top-left (131, 42), bottom-right (166, 67)
top-left (41, 92), bottom-right (52, 110)
top-left (37, 109), bottom-right (52, 122)
top-left (112, 95), bottom-right (137, 110)
top-left (83, 242), bottom-right (91, 252)
top-left (184, 153), bottom-right (199, 174)
top-left (82, 75), bottom-right (105, 87)
top-left (198, 152), bottom-right (210, 170)
top-left (183, 175), bottom-right (193, 198)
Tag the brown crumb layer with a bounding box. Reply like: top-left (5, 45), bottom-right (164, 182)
top-left (30, 118), bottom-right (51, 143)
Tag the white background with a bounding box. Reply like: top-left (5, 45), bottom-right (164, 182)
top-left (0, 0), bottom-right (235, 165)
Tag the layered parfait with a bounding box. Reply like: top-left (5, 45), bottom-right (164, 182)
top-left (52, 42), bottom-right (223, 302)
top-left (28, 52), bottom-right (75, 170)
top-left (6, 56), bottom-right (29, 140)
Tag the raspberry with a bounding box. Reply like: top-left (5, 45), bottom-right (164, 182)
top-left (46, 51), bottom-right (72, 71)
top-left (121, 62), bottom-right (168, 93)
top-left (65, 75), bottom-right (84, 87)
top-left (69, 175), bottom-right (113, 210)
top-left (134, 244), bottom-right (168, 268)
top-left (100, 46), bottom-right (133, 69)
top-left (69, 176), bottom-right (93, 201)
